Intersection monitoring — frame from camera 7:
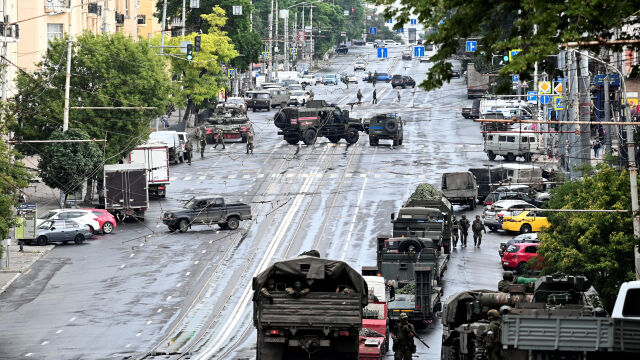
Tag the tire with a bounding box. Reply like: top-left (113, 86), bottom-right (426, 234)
top-left (274, 111), bottom-right (288, 129)
top-left (369, 136), bottom-right (378, 146)
top-left (398, 239), bottom-right (424, 252)
top-left (87, 225), bottom-right (95, 234)
top-left (345, 128), bottom-right (359, 144)
top-left (179, 155), bottom-right (184, 163)
top-left (488, 225), bottom-right (498, 232)
top-left (303, 128), bottom-right (317, 145)
top-left (280, 102), bottom-right (287, 109)
top-left (36, 236), bottom-right (48, 246)
top-left (392, 139), bottom-right (399, 146)
top-left (226, 216), bottom-right (240, 230)
top-left (102, 222), bottom-right (114, 234)
top-left (520, 224), bottom-right (532, 234)
top-left (74, 234), bottom-right (85, 244)
top-left (487, 151), bottom-right (496, 161)
top-left (286, 137), bottom-right (300, 145)
top-left (168, 225), bottom-right (178, 232)
top-left (179, 219), bottom-right (189, 233)
top-left (385, 79), bottom-right (390, 83)
top-left (384, 120), bottom-right (398, 132)
top-left (328, 136), bottom-right (341, 143)
top-left (219, 223), bottom-right (229, 230)
top-left (252, 107), bottom-right (256, 112)
top-left (470, 200), bottom-right (476, 210)
top-left (399, 138), bottom-right (403, 145)
top-left (524, 153), bottom-right (532, 162)
top-left (506, 153), bottom-right (516, 162)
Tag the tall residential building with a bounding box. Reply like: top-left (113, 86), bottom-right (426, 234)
top-left (137, 0), bottom-right (162, 41)
top-left (0, 0), bottom-right (19, 100)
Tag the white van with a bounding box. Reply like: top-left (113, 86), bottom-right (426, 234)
top-left (149, 130), bottom-right (183, 164)
top-left (500, 164), bottom-right (544, 188)
top-left (484, 132), bottom-right (542, 161)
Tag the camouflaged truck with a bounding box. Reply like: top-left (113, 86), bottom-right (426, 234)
top-left (273, 100), bottom-right (365, 145)
top-left (364, 113), bottom-right (404, 146)
top-left (204, 103), bottom-right (253, 143)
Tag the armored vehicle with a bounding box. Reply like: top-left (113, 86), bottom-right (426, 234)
top-left (441, 171), bottom-right (478, 209)
top-left (252, 254), bottom-right (368, 360)
top-left (365, 114), bottom-right (404, 146)
top-left (204, 105), bottom-right (252, 143)
top-left (274, 100), bottom-right (365, 145)
top-left (374, 235), bottom-right (447, 327)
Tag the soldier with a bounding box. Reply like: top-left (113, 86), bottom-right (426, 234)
top-left (397, 89), bottom-right (401, 103)
top-left (459, 214), bottom-right (470, 247)
top-left (213, 127), bottom-right (225, 149)
top-left (372, 89), bottom-right (378, 104)
top-left (185, 138), bottom-right (193, 165)
top-left (285, 280), bottom-right (310, 298)
top-left (260, 279), bottom-right (276, 304)
top-left (484, 309), bottom-right (502, 360)
top-left (472, 215), bottom-right (486, 247)
top-left (246, 129), bottom-right (254, 154)
top-left (199, 135), bottom-right (207, 158)
top-left (451, 215), bottom-right (460, 247)
top-left (308, 88), bottom-right (314, 101)
top-left (357, 89), bottom-right (363, 103)
top-left (498, 271), bottom-right (514, 292)
top-left (391, 312), bottom-right (416, 360)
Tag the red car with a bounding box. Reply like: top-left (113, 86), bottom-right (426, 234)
top-left (501, 242), bottom-right (539, 273)
top-left (84, 209), bottom-right (117, 234)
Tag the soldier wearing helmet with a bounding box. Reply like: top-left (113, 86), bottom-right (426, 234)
top-left (260, 279), bottom-right (276, 304)
top-left (285, 280), bottom-right (310, 298)
top-left (498, 271), bottom-right (514, 292)
top-left (484, 309), bottom-right (502, 360)
top-left (391, 312), bottom-right (416, 360)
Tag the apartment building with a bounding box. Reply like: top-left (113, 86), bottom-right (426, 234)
top-left (0, 0), bottom-right (18, 100)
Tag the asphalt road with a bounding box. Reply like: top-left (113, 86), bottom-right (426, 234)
top-left (0, 44), bottom-right (518, 360)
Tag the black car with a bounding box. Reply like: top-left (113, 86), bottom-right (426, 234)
top-left (391, 75), bottom-right (416, 88)
top-left (452, 70), bottom-right (461, 78)
top-left (401, 52), bottom-right (412, 60)
top-left (336, 45), bottom-right (349, 54)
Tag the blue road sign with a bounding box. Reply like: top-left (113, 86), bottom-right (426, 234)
top-left (290, 48), bottom-right (297, 55)
top-left (527, 91), bottom-right (537, 101)
top-left (594, 74), bottom-right (621, 86)
top-left (465, 41), bottom-right (477, 52)
top-left (512, 74), bottom-right (519, 83)
top-left (410, 19), bottom-right (417, 25)
top-left (386, 18), bottom-right (393, 24)
top-left (377, 47), bottom-right (388, 58)
top-left (540, 95), bottom-right (551, 105)
top-left (369, 27), bottom-right (377, 35)
top-left (396, 28), bottom-right (404, 33)
top-left (414, 46), bottom-right (425, 57)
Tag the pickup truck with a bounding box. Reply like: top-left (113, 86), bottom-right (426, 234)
top-left (162, 196), bottom-right (252, 232)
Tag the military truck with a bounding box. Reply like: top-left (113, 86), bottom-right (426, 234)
top-left (252, 254), bottom-right (368, 360)
top-left (364, 114), bottom-right (404, 146)
top-left (466, 63), bottom-right (488, 99)
top-left (204, 104), bottom-right (253, 143)
top-left (274, 100), bottom-right (365, 145)
top-left (373, 234), bottom-right (448, 328)
top-left (441, 171), bottom-right (478, 209)
top-left (391, 183), bottom-right (454, 254)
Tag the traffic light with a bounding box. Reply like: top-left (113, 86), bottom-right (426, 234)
top-left (194, 35), bottom-right (201, 52)
top-left (186, 44), bottom-right (193, 60)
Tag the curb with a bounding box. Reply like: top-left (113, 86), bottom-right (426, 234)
top-left (0, 245), bottom-right (54, 295)
top-left (0, 273), bottom-right (20, 294)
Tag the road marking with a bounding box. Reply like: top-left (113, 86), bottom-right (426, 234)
top-left (194, 260), bottom-right (199, 265)
top-left (176, 283), bottom-right (182, 288)
top-left (170, 177), bottom-right (176, 181)
top-left (199, 176), bottom-right (206, 180)
top-left (125, 344), bottom-right (131, 348)
top-left (404, 174), bottom-right (411, 178)
top-left (69, 317), bottom-right (76, 322)
top-left (184, 176), bottom-right (192, 181)
top-left (329, 173), bottom-right (338, 178)
top-left (375, 174), bottom-right (381, 178)
top-left (209, 239), bottom-right (213, 244)
top-left (24, 269), bottom-right (31, 275)
top-left (136, 332), bottom-right (142, 337)
top-left (346, 173), bottom-right (353, 177)
top-left (389, 174), bottom-right (396, 178)
top-left (157, 308), bottom-right (163, 313)
top-left (140, 243), bottom-right (145, 247)
top-left (242, 174), bottom-right (250, 179)
top-left (186, 272), bottom-right (191, 276)
top-left (201, 250), bottom-right (206, 254)
top-left (166, 295), bottom-right (172, 301)
top-left (25, 353), bottom-right (33, 357)
top-left (257, 173), bottom-right (265, 178)
top-left (129, 253), bottom-right (135, 258)
top-left (147, 320), bottom-right (153, 325)
top-left (56, 329), bottom-right (63, 334)
top-left (360, 173), bottom-right (367, 178)
top-left (341, 177), bottom-right (369, 261)
top-left (40, 341), bottom-right (48, 346)
top-left (301, 173), bottom-right (308, 178)
top-left (228, 175), bottom-right (236, 179)
top-left (120, 264), bottom-right (126, 269)
top-left (286, 173), bottom-right (296, 178)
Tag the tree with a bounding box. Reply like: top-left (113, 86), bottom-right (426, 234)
top-left (372, 0), bottom-right (640, 90)
top-left (537, 164), bottom-right (640, 311)
top-left (37, 129), bottom-right (103, 207)
top-left (0, 103), bottom-right (31, 258)
top-left (153, 6), bottom-right (239, 120)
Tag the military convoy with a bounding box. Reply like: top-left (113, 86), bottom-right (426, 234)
top-left (204, 103), bottom-right (253, 143)
top-left (274, 100), bottom-right (365, 145)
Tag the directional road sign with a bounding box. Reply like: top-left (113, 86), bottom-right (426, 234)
top-left (465, 41), bottom-right (477, 52)
top-left (396, 28), bottom-right (404, 33)
top-left (290, 48), bottom-right (297, 55)
top-left (369, 27), bottom-right (377, 35)
top-left (538, 81), bottom-right (551, 94)
top-left (540, 95), bottom-right (551, 105)
top-left (512, 74), bottom-right (519, 83)
top-left (509, 49), bottom-right (522, 60)
top-left (553, 81), bottom-right (563, 94)
top-left (377, 47), bottom-right (388, 58)
top-left (527, 91), bottom-right (537, 102)
top-left (228, 68), bottom-right (236, 77)
top-left (553, 96), bottom-right (565, 110)
top-left (414, 46), bottom-right (425, 57)
top-left (262, 52), bottom-right (270, 60)
top-left (410, 19), bottom-right (417, 25)
top-left (386, 18), bottom-right (393, 24)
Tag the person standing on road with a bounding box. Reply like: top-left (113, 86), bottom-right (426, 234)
top-left (372, 88), bottom-right (378, 104)
top-left (162, 114), bottom-right (169, 129)
top-left (308, 88), bottom-right (314, 101)
top-left (185, 138), bottom-right (193, 165)
top-left (214, 128), bottom-right (226, 150)
top-left (391, 312), bottom-right (416, 360)
top-left (357, 89), bottom-right (363, 103)
top-left (373, 74), bottom-right (378, 86)
top-left (397, 89), bottom-right (401, 103)
top-left (451, 215), bottom-right (460, 247)
top-left (472, 215), bottom-right (486, 247)
top-left (199, 136), bottom-right (206, 158)
top-left (246, 129), bottom-right (254, 154)
top-left (459, 214), bottom-right (470, 247)
top-left (593, 138), bottom-right (601, 158)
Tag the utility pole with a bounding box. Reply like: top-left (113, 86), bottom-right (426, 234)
top-left (268, 0), bottom-right (273, 79)
top-left (284, 11), bottom-right (289, 71)
top-left (622, 74), bottom-right (640, 280)
top-left (275, 1), bottom-right (279, 72)
top-left (1, 0), bottom-right (7, 102)
top-left (301, 7), bottom-right (305, 60)
top-left (160, 0), bottom-right (168, 54)
top-left (103, 0), bottom-right (109, 33)
top-left (604, 67), bottom-right (612, 156)
top-left (309, 6), bottom-right (313, 63)
top-left (63, 8), bottom-right (73, 132)
top-left (579, 50), bottom-right (591, 165)
top-left (181, 0), bottom-right (186, 36)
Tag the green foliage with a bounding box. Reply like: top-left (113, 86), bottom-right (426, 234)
top-left (0, 104), bottom-right (31, 253)
top-left (37, 129), bottom-right (103, 199)
top-left (372, 0), bottom-right (640, 91)
top-left (152, 6), bottom-right (238, 106)
top-left (538, 164), bottom-right (640, 311)
top-left (409, 183), bottom-right (442, 201)
top-left (13, 32), bottom-right (171, 163)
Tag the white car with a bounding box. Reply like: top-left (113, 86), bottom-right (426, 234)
top-left (344, 73), bottom-right (358, 83)
top-left (301, 74), bottom-right (317, 86)
top-left (287, 84), bottom-right (304, 92)
top-left (354, 61), bottom-right (367, 71)
top-left (482, 199), bottom-right (535, 232)
top-left (289, 90), bottom-right (309, 106)
top-left (383, 40), bottom-right (400, 46)
top-left (37, 209), bottom-right (101, 234)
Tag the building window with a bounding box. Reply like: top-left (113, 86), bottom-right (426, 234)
top-left (45, 0), bottom-right (70, 11)
top-left (137, 15), bottom-right (146, 25)
top-left (47, 23), bottom-right (64, 46)
top-left (125, 0), bottom-right (130, 17)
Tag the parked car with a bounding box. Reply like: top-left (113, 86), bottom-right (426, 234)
top-left (499, 233), bottom-right (539, 257)
top-left (501, 242), bottom-right (540, 273)
top-left (289, 90), bottom-right (309, 106)
top-left (354, 60), bottom-right (367, 71)
top-left (336, 45), bottom-right (349, 54)
top-left (484, 191), bottom-right (543, 207)
top-left (383, 40), bottom-right (400, 46)
top-left (352, 40), bottom-right (365, 46)
top-left (342, 73), bottom-right (358, 83)
top-left (34, 220), bottom-right (93, 246)
top-left (37, 209), bottom-right (101, 234)
top-left (484, 132), bottom-right (543, 162)
top-left (391, 75), bottom-right (416, 88)
top-left (363, 73), bottom-right (392, 83)
top-left (501, 210), bottom-right (551, 234)
top-left (483, 199), bottom-right (534, 232)
top-left (84, 209), bottom-right (117, 234)
top-left (301, 74), bottom-right (317, 86)
top-left (401, 51), bottom-right (412, 60)
top-left (323, 74), bottom-right (339, 85)
top-left (149, 130), bottom-right (184, 164)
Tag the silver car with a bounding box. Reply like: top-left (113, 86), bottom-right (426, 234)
top-left (483, 199), bottom-right (534, 231)
top-left (34, 219), bottom-right (93, 246)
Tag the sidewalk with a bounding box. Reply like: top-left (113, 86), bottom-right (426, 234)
top-left (0, 243), bottom-right (55, 295)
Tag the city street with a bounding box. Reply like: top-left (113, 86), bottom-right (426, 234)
top-left (0, 45), bottom-right (512, 359)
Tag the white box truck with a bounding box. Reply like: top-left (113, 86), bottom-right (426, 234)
top-left (129, 142), bottom-right (170, 198)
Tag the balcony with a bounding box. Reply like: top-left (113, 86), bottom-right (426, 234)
top-left (45, 0), bottom-right (71, 14)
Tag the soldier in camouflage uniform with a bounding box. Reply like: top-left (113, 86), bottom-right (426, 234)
top-left (451, 215), bottom-right (460, 247)
top-left (246, 129), bottom-right (254, 154)
top-left (459, 214), bottom-right (470, 247)
top-left (285, 280), bottom-right (310, 298)
top-left (213, 127), bottom-right (225, 149)
top-left (498, 271), bottom-right (514, 292)
top-left (484, 309), bottom-right (502, 360)
top-left (260, 279), bottom-right (276, 304)
top-left (391, 312), bottom-right (416, 360)
top-left (472, 215), bottom-right (486, 247)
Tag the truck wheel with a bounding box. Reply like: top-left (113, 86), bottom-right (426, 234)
top-left (280, 102), bottom-right (287, 109)
top-left (399, 138), bottom-right (403, 145)
top-left (286, 137), bottom-right (300, 145)
top-left (520, 224), bottom-right (532, 234)
top-left (168, 225), bottom-right (178, 232)
top-left (487, 151), bottom-right (496, 160)
top-left (303, 128), bottom-right (317, 145)
top-left (74, 234), bottom-right (85, 244)
top-left (506, 153), bottom-right (516, 162)
top-left (393, 139), bottom-right (399, 147)
top-left (37, 236), bottom-right (48, 246)
top-left (219, 223), bottom-right (229, 230)
top-left (470, 199), bottom-right (476, 210)
top-left (345, 128), bottom-right (359, 144)
top-left (369, 136), bottom-right (378, 146)
top-left (179, 219), bottom-right (190, 233)
top-left (226, 216), bottom-right (240, 230)
top-left (327, 136), bottom-right (341, 143)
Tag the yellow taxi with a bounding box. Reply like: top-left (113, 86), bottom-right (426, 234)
top-left (501, 210), bottom-right (551, 234)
